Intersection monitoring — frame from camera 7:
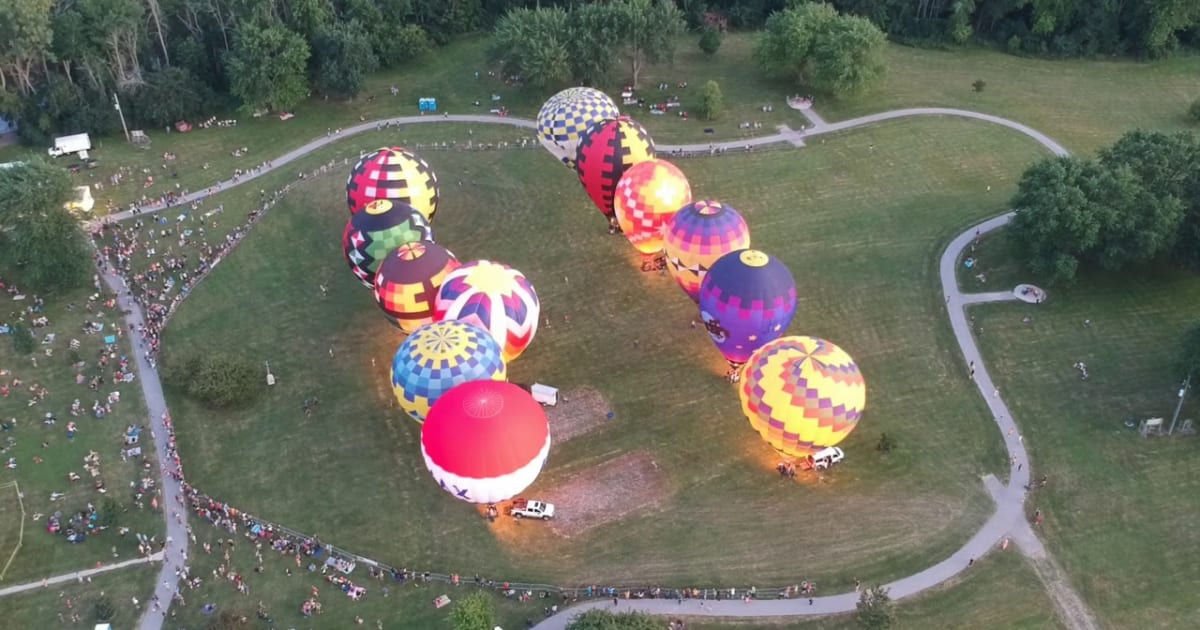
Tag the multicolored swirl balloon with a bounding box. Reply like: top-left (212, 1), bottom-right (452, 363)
top-left (434, 260), bottom-right (540, 362)
top-left (698, 249), bottom-right (797, 367)
top-left (740, 336), bottom-right (866, 457)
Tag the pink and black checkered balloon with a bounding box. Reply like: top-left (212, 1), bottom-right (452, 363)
top-left (346, 147), bottom-right (439, 221)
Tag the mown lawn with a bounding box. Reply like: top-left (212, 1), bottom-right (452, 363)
top-left (160, 116), bottom-right (1047, 600)
top-left (968, 256), bottom-right (1200, 627)
top-left (0, 563), bottom-right (157, 628)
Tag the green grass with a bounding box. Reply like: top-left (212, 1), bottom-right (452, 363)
top-left (0, 480), bottom-right (24, 579)
top-left (0, 284), bottom-right (164, 584)
top-left (968, 258), bottom-right (1200, 627)
top-left (818, 44), bottom-right (1200, 154)
top-left (689, 551), bottom-right (1060, 629)
top-left (159, 116), bottom-right (1047, 601)
top-left (0, 563), bottom-right (157, 628)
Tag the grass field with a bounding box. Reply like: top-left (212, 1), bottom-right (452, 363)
top-left (159, 115), bottom-right (1048, 600)
top-left (967, 250), bottom-right (1200, 627)
top-left (0, 481), bottom-right (24, 580)
top-left (0, 563), bottom-right (157, 628)
top-left (0, 284), bottom-right (164, 584)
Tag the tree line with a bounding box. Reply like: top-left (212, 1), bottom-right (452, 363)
top-left (692, 1), bottom-right (1200, 58)
top-left (1009, 130), bottom-right (1200, 283)
top-left (0, 0), bottom-right (539, 145)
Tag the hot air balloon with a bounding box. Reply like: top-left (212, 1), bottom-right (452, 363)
top-left (434, 261), bottom-right (540, 362)
top-left (346, 147), bottom-right (439, 220)
top-left (698, 250), bottom-right (797, 367)
top-left (391, 320), bottom-right (507, 423)
top-left (740, 336), bottom-right (866, 457)
top-left (373, 242), bottom-right (460, 332)
top-left (574, 117), bottom-right (655, 225)
top-left (663, 200), bottom-right (751, 302)
top-left (343, 199), bottom-right (434, 288)
top-left (613, 159), bottom-right (692, 255)
top-left (421, 380), bottom-right (551, 504)
top-left (536, 88), bottom-right (620, 168)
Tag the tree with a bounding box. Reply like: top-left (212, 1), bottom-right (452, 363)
top-left (1191, 98), bottom-right (1200, 123)
top-left (566, 609), bottom-right (660, 630)
top-left (567, 3), bottom-right (623, 84)
top-left (755, 3), bottom-right (887, 98)
top-left (163, 350), bottom-right (262, 408)
top-left (698, 80), bottom-right (723, 120)
top-left (699, 26), bottom-right (722, 55)
top-left (489, 8), bottom-right (572, 89)
top-left (0, 160), bottom-right (90, 293)
top-left (310, 21), bottom-right (378, 99)
top-left (449, 591), bottom-right (495, 630)
top-left (856, 584), bottom-right (894, 629)
top-left (125, 67), bottom-right (215, 127)
top-left (611, 0), bottom-right (684, 86)
top-left (0, 0), bottom-right (55, 95)
top-left (225, 22), bottom-right (311, 113)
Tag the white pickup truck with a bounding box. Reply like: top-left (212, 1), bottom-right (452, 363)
top-left (508, 498), bottom-right (555, 520)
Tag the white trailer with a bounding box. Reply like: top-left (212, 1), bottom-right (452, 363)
top-left (531, 383), bottom-right (558, 406)
top-left (48, 133), bottom-right (91, 159)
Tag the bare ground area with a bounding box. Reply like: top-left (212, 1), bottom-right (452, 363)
top-left (546, 388), bottom-right (612, 445)
top-left (544, 451), bottom-right (670, 539)
top-left (1029, 555), bottom-right (1101, 630)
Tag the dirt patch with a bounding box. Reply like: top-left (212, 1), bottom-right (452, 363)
top-left (546, 387), bottom-right (612, 444)
top-left (543, 451), bottom-right (669, 538)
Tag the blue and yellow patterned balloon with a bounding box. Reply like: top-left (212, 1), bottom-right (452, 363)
top-left (391, 320), bottom-right (507, 423)
top-left (537, 88), bottom-right (620, 168)
top-left (740, 336), bottom-right (866, 457)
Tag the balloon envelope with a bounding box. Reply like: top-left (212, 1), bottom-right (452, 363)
top-left (574, 117), bottom-right (655, 219)
top-left (346, 147), bottom-right (439, 220)
top-left (740, 336), bottom-right (866, 457)
top-left (614, 159), bottom-right (692, 255)
top-left (536, 88), bottom-right (620, 168)
top-left (664, 200), bottom-right (751, 302)
top-left (434, 260), bottom-right (540, 362)
top-left (421, 381), bottom-right (551, 504)
top-left (373, 241), bottom-right (460, 332)
top-left (698, 250), bottom-right (797, 366)
top-left (391, 320), bottom-right (507, 423)
top-left (343, 199), bottom-right (434, 288)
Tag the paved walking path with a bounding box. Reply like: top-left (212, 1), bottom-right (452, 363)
top-left (95, 265), bottom-right (191, 630)
top-left (93, 106), bottom-right (1096, 630)
top-left (0, 553), bottom-right (163, 597)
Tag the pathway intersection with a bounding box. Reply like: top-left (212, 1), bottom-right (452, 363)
top-left (83, 106), bottom-right (1094, 629)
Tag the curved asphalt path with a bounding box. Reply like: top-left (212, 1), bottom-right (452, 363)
top-left (99, 107), bottom-right (1085, 629)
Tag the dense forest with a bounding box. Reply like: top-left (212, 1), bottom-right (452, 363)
top-left (2, 0), bottom-right (1198, 143)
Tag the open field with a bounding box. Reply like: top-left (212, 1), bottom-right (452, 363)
top-left (0, 563), bottom-right (157, 628)
top-left (690, 551), bottom-right (1061, 629)
top-left (159, 116), bottom-right (1048, 598)
top-left (969, 256), bottom-right (1200, 627)
top-left (0, 284), bottom-right (163, 584)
